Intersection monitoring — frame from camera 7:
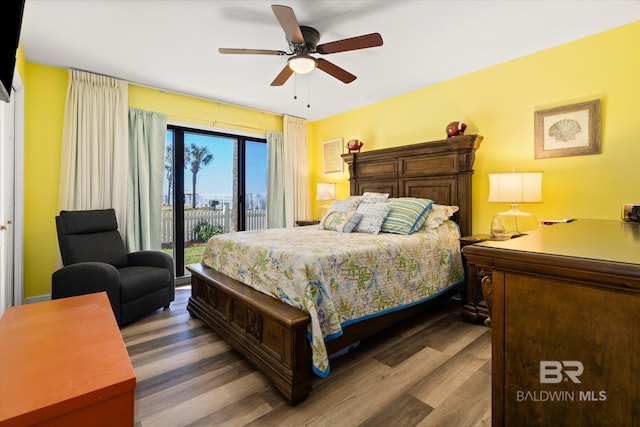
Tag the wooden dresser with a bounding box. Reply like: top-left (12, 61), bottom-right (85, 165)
top-left (462, 219), bottom-right (640, 427)
top-left (0, 292), bottom-right (136, 426)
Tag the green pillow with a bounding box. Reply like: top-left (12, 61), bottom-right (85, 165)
top-left (320, 210), bottom-right (362, 233)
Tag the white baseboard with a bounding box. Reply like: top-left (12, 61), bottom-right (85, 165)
top-left (24, 279), bottom-right (188, 305)
top-left (24, 294), bottom-right (51, 304)
top-left (176, 276), bottom-right (191, 286)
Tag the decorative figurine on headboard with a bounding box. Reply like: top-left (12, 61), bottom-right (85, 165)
top-left (346, 139), bottom-right (364, 153)
top-left (446, 121), bottom-right (467, 138)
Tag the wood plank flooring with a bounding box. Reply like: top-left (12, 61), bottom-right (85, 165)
top-left (122, 287), bottom-right (491, 427)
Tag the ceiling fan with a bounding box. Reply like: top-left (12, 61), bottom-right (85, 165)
top-left (219, 4), bottom-right (383, 86)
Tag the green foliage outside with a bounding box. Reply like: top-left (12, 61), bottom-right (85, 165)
top-left (160, 220), bottom-right (224, 265)
top-left (192, 220), bottom-right (224, 242)
top-left (161, 246), bottom-right (204, 265)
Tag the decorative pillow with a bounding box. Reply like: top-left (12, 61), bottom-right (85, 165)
top-left (360, 192), bottom-right (389, 204)
top-left (423, 204), bottom-right (459, 229)
top-left (320, 210), bottom-right (362, 233)
top-left (380, 198), bottom-right (434, 235)
top-left (354, 202), bottom-right (391, 234)
top-left (329, 196), bottom-right (362, 213)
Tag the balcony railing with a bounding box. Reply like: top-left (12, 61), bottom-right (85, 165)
top-left (161, 209), bottom-right (266, 244)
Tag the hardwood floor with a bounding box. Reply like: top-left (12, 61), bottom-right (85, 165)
top-left (122, 287), bottom-right (491, 427)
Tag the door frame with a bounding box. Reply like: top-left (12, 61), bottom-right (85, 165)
top-left (166, 121), bottom-right (265, 279)
top-left (0, 71), bottom-right (24, 315)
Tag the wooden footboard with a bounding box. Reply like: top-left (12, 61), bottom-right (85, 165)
top-left (186, 263), bottom-right (312, 405)
top-left (187, 263), bottom-right (463, 404)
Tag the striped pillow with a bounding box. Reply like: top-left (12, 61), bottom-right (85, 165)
top-left (380, 198), bottom-right (434, 235)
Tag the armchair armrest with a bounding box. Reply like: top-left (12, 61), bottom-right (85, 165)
top-left (52, 262), bottom-right (122, 323)
top-left (128, 251), bottom-right (175, 278)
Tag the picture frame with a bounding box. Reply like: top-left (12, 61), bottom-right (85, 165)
top-left (534, 99), bottom-right (600, 159)
top-left (322, 138), bottom-right (343, 174)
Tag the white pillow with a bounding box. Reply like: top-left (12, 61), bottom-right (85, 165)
top-left (354, 202), bottom-right (391, 234)
top-left (329, 196), bottom-right (362, 213)
top-left (360, 192), bottom-right (389, 204)
top-left (423, 204), bottom-right (459, 229)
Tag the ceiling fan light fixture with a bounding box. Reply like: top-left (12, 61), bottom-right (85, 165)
top-left (288, 55), bottom-right (316, 74)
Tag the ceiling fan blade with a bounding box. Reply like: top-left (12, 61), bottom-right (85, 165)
top-left (317, 33), bottom-right (383, 54)
top-left (271, 64), bottom-right (294, 86)
top-left (271, 5), bottom-right (304, 45)
top-left (316, 58), bottom-right (356, 84)
top-left (219, 48), bottom-right (287, 56)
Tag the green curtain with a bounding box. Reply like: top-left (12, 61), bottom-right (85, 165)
top-left (266, 130), bottom-right (285, 228)
top-left (126, 108), bottom-right (167, 251)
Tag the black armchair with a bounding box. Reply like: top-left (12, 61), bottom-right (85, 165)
top-left (52, 209), bottom-right (175, 326)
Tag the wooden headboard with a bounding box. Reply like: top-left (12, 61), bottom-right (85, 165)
top-left (341, 134), bottom-right (483, 237)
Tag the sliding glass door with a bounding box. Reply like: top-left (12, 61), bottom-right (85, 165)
top-left (163, 125), bottom-right (267, 277)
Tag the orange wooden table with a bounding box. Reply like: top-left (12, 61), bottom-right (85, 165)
top-left (0, 292), bottom-right (136, 426)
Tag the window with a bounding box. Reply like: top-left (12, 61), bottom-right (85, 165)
top-left (163, 125), bottom-right (267, 277)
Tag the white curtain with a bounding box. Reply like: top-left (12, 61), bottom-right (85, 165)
top-left (266, 130), bottom-right (285, 228)
top-left (58, 70), bottom-right (128, 231)
top-left (126, 108), bottom-right (167, 251)
top-left (283, 115), bottom-right (310, 226)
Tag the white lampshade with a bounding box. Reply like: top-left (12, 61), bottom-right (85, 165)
top-left (488, 171), bottom-right (543, 238)
top-left (316, 182), bottom-right (336, 201)
top-left (288, 55), bottom-right (317, 74)
top-left (488, 172), bottom-right (543, 203)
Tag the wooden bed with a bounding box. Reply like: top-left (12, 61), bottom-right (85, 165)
top-left (186, 134), bottom-right (483, 404)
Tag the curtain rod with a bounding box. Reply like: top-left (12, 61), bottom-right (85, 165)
top-left (168, 114), bottom-right (268, 133)
top-left (70, 67), bottom-right (286, 118)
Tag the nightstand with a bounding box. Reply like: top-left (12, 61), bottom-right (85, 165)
top-left (460, 234), bottom-right (491, 324)
top-left (295, 220), bottom-right (320, 226)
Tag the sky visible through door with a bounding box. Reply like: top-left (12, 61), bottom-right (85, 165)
top-left (164, 132), bottom-right (267, 210)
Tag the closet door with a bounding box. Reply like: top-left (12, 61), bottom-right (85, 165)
top-left (0, 76), bottom-right (22, 314)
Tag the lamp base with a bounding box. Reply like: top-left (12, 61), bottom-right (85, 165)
top-left (490, 205), bottom-right (539, 240)
top-left (319, 203), bottom-right (331, 220)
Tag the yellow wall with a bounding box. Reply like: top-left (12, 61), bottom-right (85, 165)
top-left (22, 68), bottom-right (282, 299)
top-left (23, 64), bottom-right (68, 300)
top-left (15, 45), bottom-right (25, 78)
top-left (308, 21), bottom-right (640, 234)
top-left (128, 86), bottom-right (282, 134)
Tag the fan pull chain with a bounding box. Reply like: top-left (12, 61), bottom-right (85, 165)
top-left (307, 77), bottom-right (311, 108)
top-left (293, 73), bottom-right (298, 100)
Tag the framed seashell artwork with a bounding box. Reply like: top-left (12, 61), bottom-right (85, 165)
top-left (534, 99), bottom-right (600, 159)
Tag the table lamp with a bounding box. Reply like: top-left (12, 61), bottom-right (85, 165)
top-left (488, 171), bottom-right (543, 239)
top-left (316, 182), bottom-right (336, 218)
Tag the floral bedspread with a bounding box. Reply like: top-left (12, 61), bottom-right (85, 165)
top-left (200, 221), bottom-right (463, 377)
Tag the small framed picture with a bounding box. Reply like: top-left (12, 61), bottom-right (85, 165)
top-left (534, 99), bottom-right (600, 159)
top-left (322, 138), bottom-right (343, 174)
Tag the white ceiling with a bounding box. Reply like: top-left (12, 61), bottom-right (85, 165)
top-left (19, 0), bottom-right (640, 121)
